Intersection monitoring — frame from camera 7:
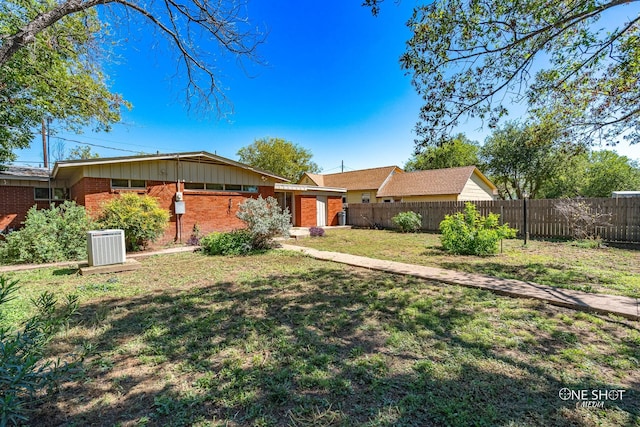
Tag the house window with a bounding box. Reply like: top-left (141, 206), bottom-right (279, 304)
top-left (34, 187), bottom-right (67, 200)
top-left (242, 185), bottom-right (258, 193)
top-left (383, 199), bottom-right (392, 203)
top-left (225, 184), bottom-right (242, 191)
top-left (184, 182), bottom-right (205, 190)
top-left (207, 183), bottom-right (224, 191)
top-left (111, 179), bottom-right (146, 189)
top-left (361, 192), bottom-right (370, 203)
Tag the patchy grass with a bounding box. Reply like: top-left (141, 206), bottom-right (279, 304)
top-left (289, 229), bottom-right (640, 298)
top-left (2, 251), bottom-right (638, 426)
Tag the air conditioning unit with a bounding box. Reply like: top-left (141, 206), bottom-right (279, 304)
top-left (87, 229), bottom-right (126, 266)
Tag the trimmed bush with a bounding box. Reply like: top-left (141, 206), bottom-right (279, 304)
top-left (200, 230), bottom-right (254, 255)
top-left (391, 211), bottom-right (422, 233)
top-left (236, 196), bottom-right (290, 249)
top-left (186, 223), bottom-right (202, 246)
top-left (439, 202), bottom-right (517, 256)
top-left (0, 276), bottom-right (82, 425)
top-left (98, 193), bottom-right (169, 251)
top-left (309, 227), bottom-right (325, 237)
top-left (0, 201), bottom-right (93, 264)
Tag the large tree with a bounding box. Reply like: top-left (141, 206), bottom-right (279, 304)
top-left (1, 0), bottom-right (262, 163)
top-left (237, 138), bottom-right (321, 182)
top-left (582, 150), bottom-right (640, 197)
top-left (481, 120), bottom-right (582, 199)
top-left (404, 133), bottom-right (480, 171)
top-left (366, 0), bottom-right (640, 146)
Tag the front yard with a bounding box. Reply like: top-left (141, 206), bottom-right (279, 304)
top-left (288, 229), bottom-right (640, 298)
top-left (2, 250), bottom-right (639, 426)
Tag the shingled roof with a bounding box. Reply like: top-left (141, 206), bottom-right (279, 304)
top-left (311, 166), bottom-right (401, 191)
top-left (377, 166), bottom-right (494, 197)
top-left (0, 165), bottom-right (50, 180)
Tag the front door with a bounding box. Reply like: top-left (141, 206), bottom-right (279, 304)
top-left (316, 196), bottom-right (327, 227)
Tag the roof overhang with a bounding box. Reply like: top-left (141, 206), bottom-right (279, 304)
top-left (52, 151), bottom-right (289, 182)
top-left (275, 183), bottom-right (346, 193)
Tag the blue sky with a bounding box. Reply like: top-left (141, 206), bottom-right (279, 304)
top-left (16, 1), bottom-right (640, 171)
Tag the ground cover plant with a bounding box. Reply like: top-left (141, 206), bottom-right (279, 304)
top-left (1, 251), bottom-right (638, 426)
top-left (289, 229), bottom-right (640, 298)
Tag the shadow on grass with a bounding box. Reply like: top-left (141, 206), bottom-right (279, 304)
top-left (30, 267), bottom-right (639, 426)
top-left (52, 267), bottom-right (79, 276)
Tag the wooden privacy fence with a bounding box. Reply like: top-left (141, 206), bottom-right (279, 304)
top-left (346, 198), bottom-right (640, 243)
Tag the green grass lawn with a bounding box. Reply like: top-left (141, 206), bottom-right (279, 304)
top-left (288, 229), bottom-right (640, 298)
top-left (2, 251), bottom-right (638, 426)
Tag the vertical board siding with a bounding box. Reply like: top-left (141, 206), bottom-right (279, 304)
top-left (346, 198), bottom-right (640, 243)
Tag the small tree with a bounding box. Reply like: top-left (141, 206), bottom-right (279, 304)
top-left (98, 193), bottom-right (169, 251)
top-left (0, 276), bottom-right (81, 425)
top-left (439, 203), bottom-right (516, 256)
top-left (391, 211), bottom-right (422, 233)
top-left (0, 201), bottom-right (93, 264)
top-left (555, 199), bottom-right (612, 242)
top-left (236, 196), bottom-right (291, 249)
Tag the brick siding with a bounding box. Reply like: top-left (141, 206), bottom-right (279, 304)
top-left (0, 186), bottom-right (50, 232)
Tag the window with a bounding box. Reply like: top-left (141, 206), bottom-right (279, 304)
top-left (342, 196), bottom-right (347, 204)
top-left (207, 183), bottom-right (224, 190)
top-left (361, 192), bottom-right (370, 204)
top-left (225, 184), bottom-right (242, 191)
top-left (184, 182), bottom-right (205, 190)
top-left (34, 187), bottom-right (67, 200)
top-left (111, 179), bottom-right (146, 189)
top-left (243, 185), bottom-right (258, 193)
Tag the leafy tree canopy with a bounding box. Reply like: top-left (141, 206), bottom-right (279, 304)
top-left (0, 3), bottom-right (127, 163)
top-left (1, 0), bottom-right (262, 164)
top-left (582, 150), bottom-right (640, 197)
top-left (481, 119), bottom-right (583, 199)
top-left (237, 137), bottom-right (321, 182)
top-left (404, 133), bottom-right (480, 171)
top-left (67, 145), bottom-right (100, 160)
top-left (366, 0), bottom-right (640, 147)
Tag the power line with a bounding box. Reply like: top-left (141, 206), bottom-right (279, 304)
top-left (51, 136), bottom-right (143, 154)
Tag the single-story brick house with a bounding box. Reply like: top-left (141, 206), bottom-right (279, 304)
top-left (300, 165), bottom-right (497, 203)
top-left (0, 152), bottom-right (345, 243)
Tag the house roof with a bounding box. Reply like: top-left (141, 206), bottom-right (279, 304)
top-left (0, 165), bottom-right (50, 181)
top-left (376, 166), bottom-right (496, 198)
top-left (308, 166), bottom-right (401, 191)
top-left (52, 151), bottom-right (289, 182)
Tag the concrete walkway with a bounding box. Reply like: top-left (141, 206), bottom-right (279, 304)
top-left (281, 244), bottom-right (640, 321)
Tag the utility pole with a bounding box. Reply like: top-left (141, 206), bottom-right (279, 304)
top-left (341, 160), bottom-right (344, 173)
top-left (41, 118), bottom-right (48, 169)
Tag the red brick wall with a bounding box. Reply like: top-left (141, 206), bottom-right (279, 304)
top-left (328, 196), bottom-right (343, 226)
top-left (70, 177), bottom-right (112, 216)
top-left (296, 195), bottom-right (318, 227)
top-left (2, 177), bottom-right (277, 244)
top-left (0, 186), bottom-right (50, 232)
top-left (69, 178), bottom-right (277, 244)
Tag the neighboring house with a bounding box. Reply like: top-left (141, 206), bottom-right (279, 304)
top-left (300, 166), bottom-right (403, 204)
top-left (376, 166), bottom-right (497, 202)
top-left (300, 165), bottom-right (497, 203)
top-left (0, 151), bottom-right (344, 243)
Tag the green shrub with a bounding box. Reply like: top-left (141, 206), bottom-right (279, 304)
top-left (0, 276), bottom-right (82, 425)
top-left (200, 230), bottom-right (254, 255)
top-left (0, 201), bottom-right (93, 264)
top-left (391, 211), bottom-right (422, 233)
top-left (98, 193), bottom-right (169, 251)
top-left (236, 196), bottom-right (290, 249)
top-left (439, 202), bottom-right (517, 256)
